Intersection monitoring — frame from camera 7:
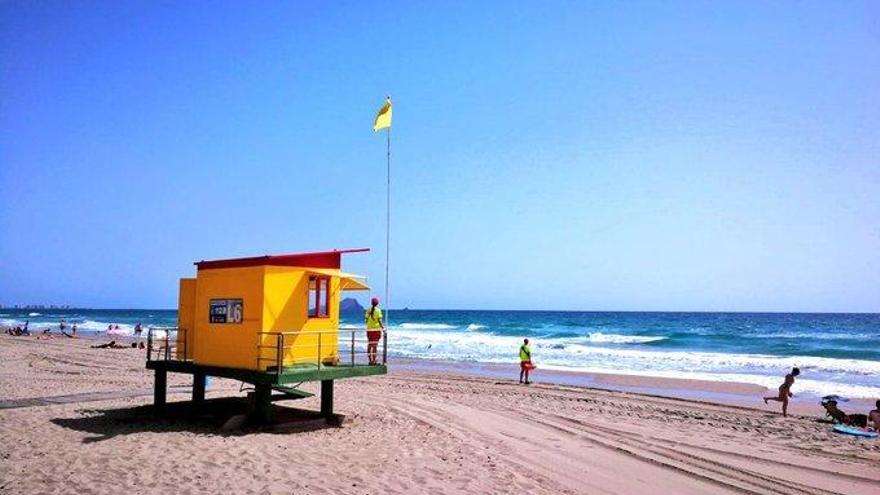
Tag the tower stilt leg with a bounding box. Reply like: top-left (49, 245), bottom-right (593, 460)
top-left (254, 383), bottom-right (273, 423)
top-left (154, 368), bottom-right (167, 414)
top-left (320, 380), bottom-right (334, 418)
top-left (192, 372), bottom-right (206, 414)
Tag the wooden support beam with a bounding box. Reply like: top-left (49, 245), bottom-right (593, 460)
top-left (192, 372), bottom-right (206, 407)
top-left (320, 380), bottom-right (334, 418)
top-left (253, 383), bottom-right (273, 423)
top-left (154, 368), bottom-right (167, 414)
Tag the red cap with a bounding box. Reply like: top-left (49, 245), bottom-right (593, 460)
top-left (371, 297), bottom-right (380, 305)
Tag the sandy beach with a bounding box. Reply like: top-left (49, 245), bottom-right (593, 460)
top-left (1, 334), bottom-right (878, 495)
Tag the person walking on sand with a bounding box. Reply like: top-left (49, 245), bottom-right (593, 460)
top-left (763, 367), bottom-right (800, 417)
top-left (364, 297), bottom-right (384, 365)
top-left (519, 338), bottom-right (533, 385)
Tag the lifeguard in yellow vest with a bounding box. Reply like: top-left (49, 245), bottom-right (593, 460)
top-left (364, 297), bottom-right (385, 365)
top-left (519, 338), bottom-right (535, 384)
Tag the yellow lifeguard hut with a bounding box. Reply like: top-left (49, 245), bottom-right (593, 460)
top-left (146, 248), bottom-right (387, 422)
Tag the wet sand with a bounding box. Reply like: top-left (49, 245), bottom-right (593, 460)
top-left (1, 334), bottom-right (878, 494)
top-left (392, 358), bottom-right (877, 416)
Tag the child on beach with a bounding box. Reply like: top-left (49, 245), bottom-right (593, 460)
top-left (763, 367), bottom-right (800, 417)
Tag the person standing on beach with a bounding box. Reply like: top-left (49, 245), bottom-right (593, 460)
top-left (763, 367), bottom-right (800, 417)
top-left (519, 338), bottom-right (533, 385)
top-left (364, 297), bottom-right (384, 365)
top-left (134, 323), bottom-right (143, 337)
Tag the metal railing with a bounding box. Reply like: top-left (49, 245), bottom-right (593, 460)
top-left (257, 328), bottom-right (387, 374)
top-left (146, 327), bottom-right (189, 362)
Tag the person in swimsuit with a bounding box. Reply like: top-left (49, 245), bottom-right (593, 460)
top-left (763, 367), bottom-right (800, 417)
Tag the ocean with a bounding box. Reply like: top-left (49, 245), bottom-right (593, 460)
top-left (4, 309), bottom-right (879, 398)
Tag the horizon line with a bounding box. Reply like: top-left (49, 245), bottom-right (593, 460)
top-left (2, 306), bottom-right (878, 316)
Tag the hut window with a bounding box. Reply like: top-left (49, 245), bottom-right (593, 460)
top-left (308, 275), bottom-right (330, 318)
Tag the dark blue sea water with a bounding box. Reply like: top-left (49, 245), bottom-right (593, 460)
top-left (4, 309), bottom-right (878, 398)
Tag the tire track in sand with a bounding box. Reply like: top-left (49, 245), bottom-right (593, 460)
top-left (381, 394), bottom-right (743, 495)
top-left (511, 409), bottom-right (866, 495)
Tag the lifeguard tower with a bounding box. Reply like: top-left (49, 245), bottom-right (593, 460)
top-left (146, 248), bottom-right (387, 423)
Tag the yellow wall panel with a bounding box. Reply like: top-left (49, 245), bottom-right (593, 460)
top-left (261, 267), bottom-right (340, 369)
top-left (192, 266), bottom-right (265, 369)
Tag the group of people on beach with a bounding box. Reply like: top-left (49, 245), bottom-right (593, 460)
top-left (37, 320), bottom-right (79, 338)
top-left (4, 320), bottom-right (30, 336)
top-left (762, 367), bottom-right (880, 429)
top-left (34, 320), bottom-right (77, 338)
top-left (4, 319), bottom-right (148, 344)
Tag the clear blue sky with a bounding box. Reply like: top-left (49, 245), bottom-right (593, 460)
top-left (1, 1), bottom-right (878, 312)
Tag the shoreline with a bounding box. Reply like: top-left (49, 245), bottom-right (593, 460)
top-left (3, 327), bottom-right (876, 415)
top-left (390, 357), bottom-right (877, 417)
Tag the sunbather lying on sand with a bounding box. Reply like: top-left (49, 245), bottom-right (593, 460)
top-left (90, 340), bottom-right (127, 349)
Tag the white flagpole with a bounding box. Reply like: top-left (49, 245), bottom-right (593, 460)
top-left (383, 104), bottom-right (391, 364)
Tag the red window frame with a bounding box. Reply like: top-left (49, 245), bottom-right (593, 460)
top-left (308, 275), bottom-right (331, 319)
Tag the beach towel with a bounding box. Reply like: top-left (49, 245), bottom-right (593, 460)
top-left (833, 424), bottom-right (879, 438)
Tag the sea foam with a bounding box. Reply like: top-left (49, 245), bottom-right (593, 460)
top-left (582, 332), bottom-right (667, 344)
top-left (386, 327), bottom-right (880, 397)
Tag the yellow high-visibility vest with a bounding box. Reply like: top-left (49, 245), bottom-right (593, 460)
top-left (519, 344), bottom-right (531, 362)
top-left (365, 307), bottom-right (383, 329)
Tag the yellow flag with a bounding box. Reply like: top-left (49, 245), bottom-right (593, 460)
top-left (373, 97), bottom-right (392, 132)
